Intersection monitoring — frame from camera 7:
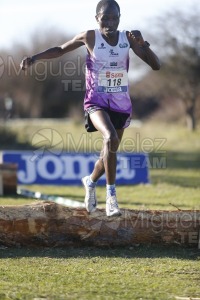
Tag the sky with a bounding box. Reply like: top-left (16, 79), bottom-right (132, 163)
top-left (1, 0), bottom-right (198, 49)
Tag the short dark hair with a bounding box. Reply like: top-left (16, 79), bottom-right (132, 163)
top-left (96, 0), bottom-right (120, 15)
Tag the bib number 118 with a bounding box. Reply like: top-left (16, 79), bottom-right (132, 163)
top-left (107, 78), bottom-right (122, 87)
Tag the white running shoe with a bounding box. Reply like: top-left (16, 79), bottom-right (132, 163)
top-left (106, 196), bottom-right (121, 217)
top-left (82, 176), bottom-right (97, 213)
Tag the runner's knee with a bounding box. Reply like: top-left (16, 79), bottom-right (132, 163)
top-left (104, 132), bottom-right (120, 152)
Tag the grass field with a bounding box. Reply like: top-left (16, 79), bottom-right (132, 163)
top-left (0, 120), bottom-right (200, 300)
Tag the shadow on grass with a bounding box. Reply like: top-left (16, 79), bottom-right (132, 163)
top-left (151, 173), bottom-right (200, 188)
top-left (165, 151), bottom-right (200, 169)
top-left (149, 151), bottom-right (200, 188)
top-left (0, 127), bottom-right (35, 150)
top-left (149, 151), bottom-right (200, 169)
top-left (0, 245), bottom-right (199, 260)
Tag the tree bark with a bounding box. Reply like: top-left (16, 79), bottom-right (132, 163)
top-left (0, 202), bottom-right (199, 247)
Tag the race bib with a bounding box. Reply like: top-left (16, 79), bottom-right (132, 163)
top-left (98, 70), bottom-right (128, 93)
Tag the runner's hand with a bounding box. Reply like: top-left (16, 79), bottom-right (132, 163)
top-left (20, 57), bottom-right (34, 71)
top-left (130, 30), bottom-right (145, 46)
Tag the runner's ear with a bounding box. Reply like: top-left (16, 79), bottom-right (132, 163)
top-left (95, 15), bottom-right (100, 23)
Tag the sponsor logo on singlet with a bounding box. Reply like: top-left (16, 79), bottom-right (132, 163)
top-left (98, 43), bottom-right (106, 49)
top-left (106, 72), bottom-right (124, 78)
top-left (119, 43), bottom-right (128, 48)
top-left (109, 49), bottom-right (119, 57)
top-left (110, 62), bottom-right (118, 67)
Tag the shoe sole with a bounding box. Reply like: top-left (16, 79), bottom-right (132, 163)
top-left (106, 211), bottom-right (122, 217)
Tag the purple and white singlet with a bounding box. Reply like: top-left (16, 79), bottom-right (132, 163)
top-left (84, 29), bottom-right (132, 116)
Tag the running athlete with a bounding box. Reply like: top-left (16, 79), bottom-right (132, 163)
top-left (20, 0), bottom-right (160, 217)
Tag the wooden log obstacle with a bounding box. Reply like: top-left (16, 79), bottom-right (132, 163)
top-left (0, 202), bottom-right (199, 248)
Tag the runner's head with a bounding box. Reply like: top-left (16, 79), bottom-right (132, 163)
top-left (96, 0), bottom-right (120, 15)
top-left (96, 0), bottom-right (121, 38)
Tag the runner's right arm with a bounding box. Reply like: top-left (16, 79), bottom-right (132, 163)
top-left (20, 31), bottom-right (88, 70)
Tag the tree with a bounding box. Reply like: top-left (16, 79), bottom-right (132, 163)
top-left (129, 6), bottom-right (200, 130)
top-left (153, 7), bottom-right (200, 130)
top-left (0, 28), bottom-right (86, 118)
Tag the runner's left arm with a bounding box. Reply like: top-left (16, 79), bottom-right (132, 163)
top-left (127, 31), bottom-right (160, 70)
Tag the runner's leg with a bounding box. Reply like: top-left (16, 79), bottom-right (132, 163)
top-left (91, 128), bottom-right (124, 182)
top-left (89, 110), bottom-right (124, 184)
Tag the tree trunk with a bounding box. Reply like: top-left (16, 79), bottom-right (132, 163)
top-left (186, 95), bottom-right (196, 131)
top-left (0, 202), bottom-right (199, 247)
top-left (186, 111), bottom-right (196, 131)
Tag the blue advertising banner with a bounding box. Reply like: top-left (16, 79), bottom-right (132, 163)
top-left (3, 151), bottom-right (149, 185)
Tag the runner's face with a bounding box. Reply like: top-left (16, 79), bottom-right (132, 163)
top-left (96, 5), bottom-right (120, 38)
